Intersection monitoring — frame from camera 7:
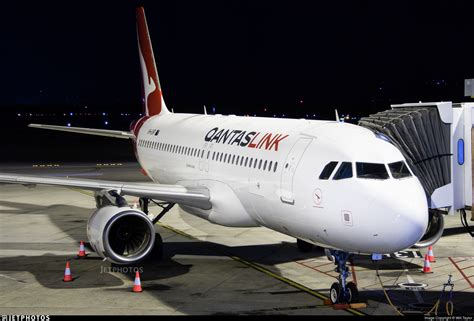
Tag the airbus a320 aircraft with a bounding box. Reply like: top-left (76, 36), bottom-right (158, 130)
top-left (0, 8), bottom-right (430, 304)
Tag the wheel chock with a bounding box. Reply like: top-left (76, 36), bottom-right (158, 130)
top-left (349, 302), bottom-right (367, 309)
top-left (328, 302), bottom-right (368, 309)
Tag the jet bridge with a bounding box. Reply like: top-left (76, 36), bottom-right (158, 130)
top-left (359, 102), bottom-right (473, 214)
top-left (359, 102), bottom-right (474, 245)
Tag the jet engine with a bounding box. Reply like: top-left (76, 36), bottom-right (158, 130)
top-left (87, 205), bottom-right (155, 264)
top-left (413, 210), bottom-right (444, 248)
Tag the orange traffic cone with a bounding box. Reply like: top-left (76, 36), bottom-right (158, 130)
top-left (77, 240), bottom-right (87, 258)
top-left (427, 246), bottom-right (436, 263)
top-left (422, 254), bottom-right (433, 273)
top-left (132, 271), bottom-right (142, 292)
top-left (63, 261), bottom-right (73, 282)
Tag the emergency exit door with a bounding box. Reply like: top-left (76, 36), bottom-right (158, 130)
top-left (280, 138), bottom-right (312, 204)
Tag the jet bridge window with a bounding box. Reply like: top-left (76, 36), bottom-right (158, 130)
top-left (319, 161), bottom-right (338, 180)
top-left (388, 161), bottom-right (412, 179)
top-left (356, 162), bottom-right (389, 179)
top-left (333, 162), bottom-right (353, 180)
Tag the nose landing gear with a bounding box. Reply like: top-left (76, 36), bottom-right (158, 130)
top-left (329, 250), bottom-right (359, 304)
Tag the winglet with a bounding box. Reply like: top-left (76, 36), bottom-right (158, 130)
top-left (136, 7), bottom-right (169, 116)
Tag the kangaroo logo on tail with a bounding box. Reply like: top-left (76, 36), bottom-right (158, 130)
top-left (136, 7), bottom-right (169, 116)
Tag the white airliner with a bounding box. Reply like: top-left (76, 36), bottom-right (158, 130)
top-left (0, 8), bottom-right (430, 304)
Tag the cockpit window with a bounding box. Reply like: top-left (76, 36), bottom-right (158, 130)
top-left (356, 162), bottom-right (389, 179)
top-left (319, 161), bottom-right (338, 180)
top-left (388, 161), bottom-right (412, 179)
top-left (333, 162), bottom-right (353, 180)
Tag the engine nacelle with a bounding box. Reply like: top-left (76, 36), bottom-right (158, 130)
top-left (413, 210), bottom-right (445, 248)
top-left (87, 206), bottom-right (155, 264)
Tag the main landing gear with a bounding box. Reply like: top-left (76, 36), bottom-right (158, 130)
top-left (139, 198), bottom-right (175, 262)
top-left (139, 197), bottom-right (175, 224)
top-left (328, 250), bottom-right (359, 304)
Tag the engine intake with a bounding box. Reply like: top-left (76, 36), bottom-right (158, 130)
top-left (413, 210), bottom-right (444, 248)
top-left (87, 206), bottom-right (155, 264)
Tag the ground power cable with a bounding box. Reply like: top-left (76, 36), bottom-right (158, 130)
top-left (375, 261), bottom-right (404, 316)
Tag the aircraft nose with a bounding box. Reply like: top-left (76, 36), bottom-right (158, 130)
top-left (392, 197), bottom-right (428, 248)
top-left (368, 179), bottom-right (428, 253)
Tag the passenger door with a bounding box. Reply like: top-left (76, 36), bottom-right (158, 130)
top-left (280, 137), bottom-right (312, 204)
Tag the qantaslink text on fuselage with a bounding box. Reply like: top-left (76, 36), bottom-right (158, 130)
top-left (204, 127), bottom-right (289, 152)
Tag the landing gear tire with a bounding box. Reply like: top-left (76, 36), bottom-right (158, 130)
top-left (330, 282), bottom-right (341, 304)
top-left (297, 239), bottom-right (314, 253)
top-left (346, 281), bottom-right (359, 303)
top-left (146, 232), bottom-right (163, 262)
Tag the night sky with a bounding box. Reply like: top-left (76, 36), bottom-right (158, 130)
top-left (5, 0), bottom-right (474, 118)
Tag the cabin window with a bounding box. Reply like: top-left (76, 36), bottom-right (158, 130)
top-left (240, 156), bottom-right (244, 166)
top-left (274, 162), bottom-right (278, 172)
top-left (268, 161), bottom-right (272, 171)
top-left (319, 161), bottom-right (338, 180)
top-left (388, 161), bottom-right (412, 179)
top-left (333, 162), bottom-right (353, 180)
top-left (245, 157), bottom-right (248, 167)
top-left (258, 159), bottom-right (262, 170)
top-left (356, 162), bottom-right (389, 179)
top-left (263, 160), bottom-right (267, 171)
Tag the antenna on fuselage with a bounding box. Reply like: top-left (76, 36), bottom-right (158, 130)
top-left (204, 105), bottom-right (208, 115)
top-left (171, 108), bottom-right (174, 113)
top-left (335, 109), bottom-right (341, 122)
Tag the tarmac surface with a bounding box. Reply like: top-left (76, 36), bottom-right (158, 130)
top-left (0, 162), bottom-right (473, 315)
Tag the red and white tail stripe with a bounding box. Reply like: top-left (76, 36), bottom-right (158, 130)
top-left (136, 7), bottom-right (169, 116)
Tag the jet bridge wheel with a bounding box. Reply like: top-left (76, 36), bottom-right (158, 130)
top-left (297, 239), bottom-right (314, 252)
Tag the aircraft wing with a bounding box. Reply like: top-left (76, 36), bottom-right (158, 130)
top-left (28, 124), bottom-right (135, 139)
top-left (0, 173), bottom-right (211, 210)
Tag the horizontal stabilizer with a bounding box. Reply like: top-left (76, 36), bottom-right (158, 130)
top-left (28, 124), bottom-right (135, 139)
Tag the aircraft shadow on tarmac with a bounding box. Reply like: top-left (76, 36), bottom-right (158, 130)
top-left (1, 199), bottom-right (473, 315)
